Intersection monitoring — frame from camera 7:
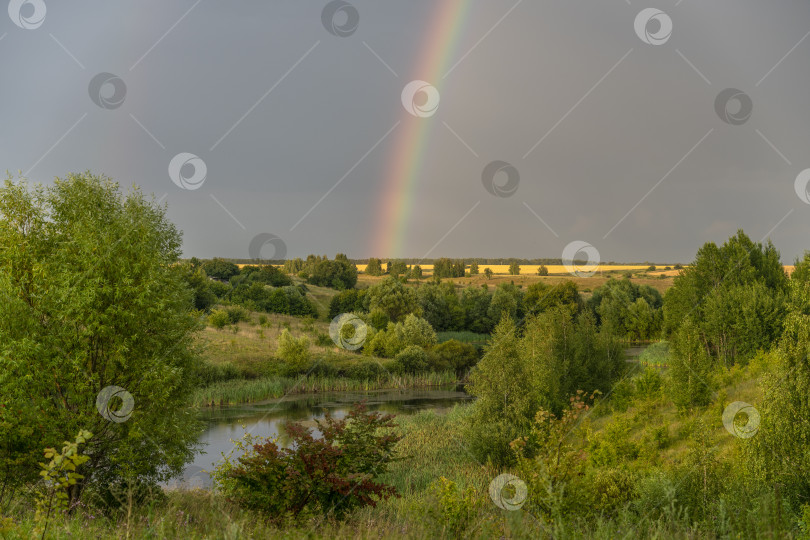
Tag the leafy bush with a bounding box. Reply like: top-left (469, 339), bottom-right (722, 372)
top-left (425, 477), bottom-right (483, 537)
top-left (345, 360), bottom-right (386, 380)
top-left (225, 305), bottom-right (250, 324)
top-left (402, 314), bottom-right (437, 349)
top-left (213, 403), bottom-right (402, 520)
top-left (428, 339), bottom-right (478, 373)
top-left (208, 280), bottom-right (232, 298)
top-left (393, 346), bottom-right (429, 374)
top-left (208, 309), bottom-right (229, 329)
top-left (276, 329), bottom-right (311, 374)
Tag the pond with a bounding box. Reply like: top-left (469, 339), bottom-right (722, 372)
top-left (172, 386), bottom-right (473, 489)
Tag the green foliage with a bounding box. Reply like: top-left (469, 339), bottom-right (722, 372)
top-left (402, 313), bottom-right (438, 348)
top-left (208, 279), bottom-right (231, 299)
top-left (428, 339), bottom-right (478, 373)
top-left (467, 309), bottom-right (624, 464)
top-left (484, 267), bottom-right (493, 280)
top-left (745, 279), bottom-right (810, 505)
top-left (469, 261), bottom-right (479, 275)
top-left (432, 258), bottom-right (465, 279)
top-left (537, 264), bottom-right (549, 276)
top-left (276, 330), bottom-right (311, 373)
top-left (425, 477), bottom-right (483, 537)
top-left (305, 257), bottom-right (358, 290)
top-left (234, 264), bottom-right (292, 287)
top-left (508, 261), bottom-right (520, 275)
top-left (201, 258), bottom-right (239, 280)
top-left (328, 288), bottom-right (366, 320)
top-left (364, 277), bottom-right (420, 322)
top-left (667, 318), bottom-right (714, 408)
top-left (587, 278), bottom-right (663, 339)
top-left (417, 282), bottom-right (464, 331)
top-left (213, 403), bottom-right (401, 520)
top-left (663, 230), bottom-right (787, 365)
top-left (230, 282), bottom-right (317, 317)
top-left (524, 280), bottom-right (580, 317)
top-left (0, 173), bottom-right (202, 505)
top-left (182, 265), bottom-right (217, 311)
top-left (364, 257), bottom-right (383, 276)
top-left (207, 309), bottom-right (230, 329)
top-left (393, 346), bottom-right (429, 374)
top-left (512, 391), bottom-right (596, 519)
top-left (225, 305), bottom-right (250, 324)
top-left (639, 340), bottom-right (670, 367)
top-left (33, 430), bottom-right (92, 539)
top-left (409, 264), bottom-right (423, 280)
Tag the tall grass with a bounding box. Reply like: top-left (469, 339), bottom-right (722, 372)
top-left (436, 331), bottom-right (489, 345)
top-left (191, 371), bottom-right (459, 407)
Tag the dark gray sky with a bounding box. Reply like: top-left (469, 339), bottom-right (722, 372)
top-left (3, 0), bottom-right (810, 263)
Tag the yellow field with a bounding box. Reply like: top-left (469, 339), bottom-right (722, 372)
top-left (355, 263), bottom-right (660, 275)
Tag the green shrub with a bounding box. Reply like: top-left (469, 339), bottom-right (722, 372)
top-left (424, 477), bottom-right (483, 537)
top-left (225, 305), bottom-right (250, 324)
top-left (314, 332), bottom-right (333, 347)
top-left (276, 329), bottom-right (311, 374)
top-left (367, 309), bottom-right (390, 331)
top-left (428, 339), bottom-right (478, 373)
top-left (209, 280), bottom-right (231, 298)
top-left (402, 314), bottom-right (438, 349)
top-left (213, 403), bottom-right (401, 520)
top-left (345, 360), bottom-right (386, 380)
top-left (208, 309), bottom-right (229, 329)
top-left (393, 346), bottom-right (429, 374)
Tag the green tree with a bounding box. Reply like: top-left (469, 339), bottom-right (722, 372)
top-left (484, 267), bottom-right (493, 280)
top-left (667, 317), bottom-right (714, 409)
top-left (202, 257), bottom-right (240, 280)
top-left (410, 265), bottom-right (423, 280)
top-left (0, 173), bottom-right (202, 505)
top-left (508, 261), bottom-right (520, 275)
top-left (364, 277), bottom-right (419, 322)
top-left (469, 261), bottom-right (479, 275)
top-left (365, 258), bottom-right (383, 276)
top-left (537, 264), bottom-right (549, 276)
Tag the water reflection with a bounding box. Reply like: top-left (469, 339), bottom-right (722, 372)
top-left (173, 386), bottom-right (473, 489)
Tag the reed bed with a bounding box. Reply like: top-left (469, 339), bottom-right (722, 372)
top-left (191, 371), bottom-right (459, 407)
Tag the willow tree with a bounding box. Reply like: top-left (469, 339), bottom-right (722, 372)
top-left (0, 173), bottom-right (202, 506)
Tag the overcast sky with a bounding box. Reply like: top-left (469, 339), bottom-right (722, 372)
top-left (2, 0), bottom-right (810, 263)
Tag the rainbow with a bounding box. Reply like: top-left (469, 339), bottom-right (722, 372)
top-left (372, 0), bottom-right (471, 258)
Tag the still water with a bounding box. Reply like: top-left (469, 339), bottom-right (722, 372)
top-left (172, 387), bottom-right (473, 489)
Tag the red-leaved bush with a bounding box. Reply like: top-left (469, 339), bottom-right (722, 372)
top-left (213, 402), bottom-right (402, 521)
